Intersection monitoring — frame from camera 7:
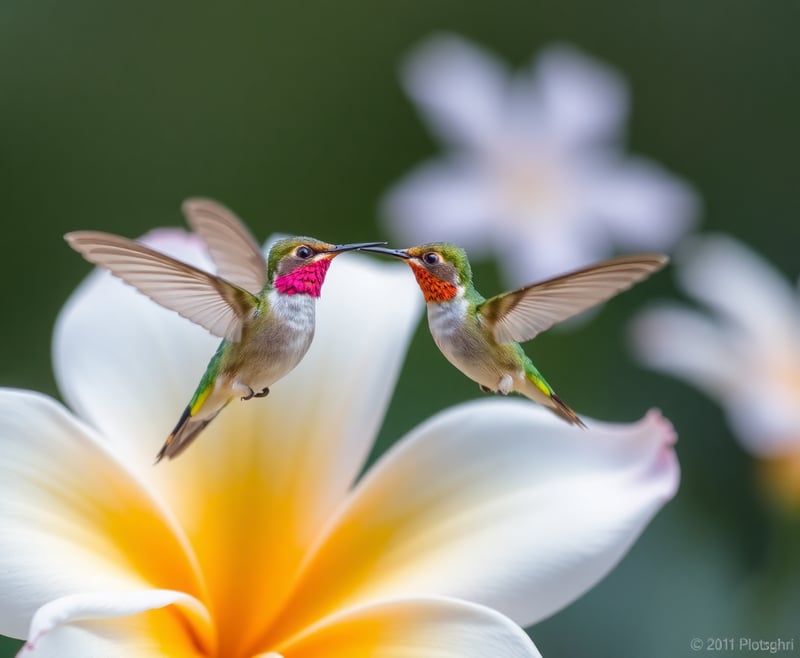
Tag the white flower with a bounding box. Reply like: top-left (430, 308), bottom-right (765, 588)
top-left (1, 231), bottom-right (679, 657)
top-left (382, 34), bottom-right (699, 284)
top-left (631, 234), bottom-right (800, 458)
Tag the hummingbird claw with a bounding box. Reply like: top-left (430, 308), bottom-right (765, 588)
top-left (479, 384), bottom-right (493, 394)
top-left (240, 385), bottom-right (269, 400)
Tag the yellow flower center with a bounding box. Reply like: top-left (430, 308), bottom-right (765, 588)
top-left (492, 151), bottom-right (566, 219)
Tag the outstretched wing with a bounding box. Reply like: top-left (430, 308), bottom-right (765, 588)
top-left (182, 198), bottom-right (268, 294)
top-left (480, 254), bottom-right (668, 344)
top-left (65, 231), bottom-right (259, 342)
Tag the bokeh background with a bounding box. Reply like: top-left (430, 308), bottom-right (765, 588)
top-left (1, 1), bottom-right (798, 656)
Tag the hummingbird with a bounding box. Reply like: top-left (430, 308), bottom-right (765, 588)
top-left (65, 198), bottom-right (384, 461)
top-left (361, 243), bottom-right (668, 427)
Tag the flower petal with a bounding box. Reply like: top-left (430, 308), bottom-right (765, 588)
top-left (585, 156), bottom-right (700, 250)
top-left (183, 254), bottom-right (423, 540)
top-left (54, 225), bottom-right (423, 655)
top-left (148, 255), bottom-right (422, 656)
top-left (269, 402), bottom-right (678, 638)
top-left (676, 234), bottom-right (799, 342)
top-left (381, 157), bottom-right (497, 253)
top-left (724, 389), bottom-right (800, 457)
top-left (271, 597), bottom-right (540, 658)
top-left (22, 590), bottom-right (209, 657)
top-left (493, 212), bottom-right (603, 283)
top-left (19, 621), bottom-right (197, 658)
top-left (0, 389), bottom-right (204, 643)
top-left (402, 34), bottom-right (508, 149)
top-left (533, 44), bottom-right (629, 148)
top-left (630, 305), bottom-right (739, 394)
top-left (632, 305), bottom-right (800, 456)
top-left (53, 229), bottom-right (221, 463)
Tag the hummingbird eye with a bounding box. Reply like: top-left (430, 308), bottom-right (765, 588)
top-left (296, 245), bottom-right (314, 259)
top-left (422, 252), bottom-right (441, 266)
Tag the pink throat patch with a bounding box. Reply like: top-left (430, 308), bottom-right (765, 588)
top-left (273, 258), bottom-right (332, 297)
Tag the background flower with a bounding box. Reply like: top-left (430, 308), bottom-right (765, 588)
top-left (0, 232), bottom-right (678, 656)
top-left (631, 234), bottom-right (800, 504)
top-left (380, 34), bottom-right (700, 284)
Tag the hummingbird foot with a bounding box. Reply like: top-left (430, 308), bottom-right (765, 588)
top-left (239, 385), bottom-right (269, 401)
top-left (479, 384), bottom-right (493, 394)
top-left (236, 381), bottom-right (261, 400)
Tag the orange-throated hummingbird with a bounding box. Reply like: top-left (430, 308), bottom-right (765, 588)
top-left (361, 242), bottom-right (667, 426)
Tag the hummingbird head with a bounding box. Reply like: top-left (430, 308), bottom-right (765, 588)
top-left (361, 242), bottom-right (472, 303)
top-left (269, 237), bottom-right (386, 297)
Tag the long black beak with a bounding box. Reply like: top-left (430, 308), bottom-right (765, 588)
top-left (357, 246), bottom-right (411, 259)
top-left (325, 241), bottom-right (388, 254)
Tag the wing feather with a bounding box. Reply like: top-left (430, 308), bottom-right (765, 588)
top-left (181, 198), bottom-right (268, 294)
top-left (481, 254), bottom-right (669, 344)
top-left (65, 231), bottom-right (259, 342)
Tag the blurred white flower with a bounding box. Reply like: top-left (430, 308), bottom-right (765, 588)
top-left (0, 231), bottom-right (679, 657)
top-left (382, 34), bottom-right (699, 284)
top-left (631, 235), bottom-right (800, 501)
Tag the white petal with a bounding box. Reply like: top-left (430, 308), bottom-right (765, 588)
top-left (272, 597), bottom-right (540, 658)
top-left (676, 234), bottom-right (800, 341)
top-left (533, 44), bottom-right (629, 148)
top-left (54, 229), bottom-right (221, 462)
top-left (143, 255), bottom-right (423, 655)
top-left (272, 402), bottom-right (678, 635)
top-left (402, 34), bottom-right (508, 149)
top-left (19, 624), bottom-right (199, 658)
top-left (630, 305), bottom-right (739, 394)
top-left (585, 156), bottom-right (700, 250)
top-left (632, 306), bottom-right (800, 457)
top-left (164, 254), bottom-right (422, 530)
top-left (23, 590), bottom-right (210, 657)
top-left (725, 390), bottom-right (800, 457)
top-left (381, 157), bottom-right (496, 253)
top-left (493, 215), bottom-right (605, 283)
top-left (243, 253), bottom-right (424, 535)
top-left (675, 236), bottom-right (800, 455)
top-left (0, 390), bottom-right (203, 639)
top-left (54, 226), bottom-right (423, 652)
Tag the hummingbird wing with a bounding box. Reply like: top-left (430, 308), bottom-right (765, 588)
top-left (181, 198), bottom-right (268, 294)
top-left (479, 254), bottom-right (668, 344)
top-left (65, 231), bottom-right (259, 342)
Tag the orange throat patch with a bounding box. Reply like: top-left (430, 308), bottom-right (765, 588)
top-left (409, 264), bottom-right (459, 302)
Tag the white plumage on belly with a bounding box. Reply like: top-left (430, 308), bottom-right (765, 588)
top-left (235, 291), bottom-right (316, 390)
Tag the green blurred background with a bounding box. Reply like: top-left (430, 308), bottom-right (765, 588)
top-left (1, 1), bottom-right (798, 656)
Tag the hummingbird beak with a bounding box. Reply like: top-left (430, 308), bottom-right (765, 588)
top-left (323, 241), bottom-right (388, 255)
top-left (357, 246), bottom-right (412, 259)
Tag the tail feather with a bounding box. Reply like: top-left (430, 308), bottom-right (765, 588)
top-left (548, 391), bottom-right (587, 428)
top-left (155, 405), bottom-right (221, 463)
top-left (522, 370), bottom-right (586, 428)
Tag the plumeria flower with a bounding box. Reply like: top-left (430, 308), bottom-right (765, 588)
top-left (382, 34), bottom-right (699, 284)
top-left (1, 230), bottom-right (679, 657)
top-left (631, 234), bottom-right (800, 504)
